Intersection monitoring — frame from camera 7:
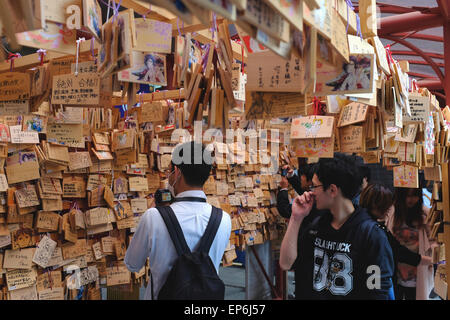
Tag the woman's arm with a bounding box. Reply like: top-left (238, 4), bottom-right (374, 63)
top-left (276, 190), bottom-right (292, 219)
top-left (388, 229), bottom-right (421, 267)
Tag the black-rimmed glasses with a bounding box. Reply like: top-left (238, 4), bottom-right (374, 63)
top-left (309, 185), bottom-right (323, 191)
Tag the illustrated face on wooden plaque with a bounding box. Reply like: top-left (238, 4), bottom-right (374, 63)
top-left (315, 54), bottom-right (375, 96)
top-left (83, 0), bottom-right (102, 41)
top-left (23, 115), bottom-right (47, 134)
top-left (118, 52), bottom-right (167, 86)
top-left (11, 228), bottom-right (34, 250)
top-left (114, 176), bottom-right (128, 194)
top-left (114, 201), bottom-right (132, 220)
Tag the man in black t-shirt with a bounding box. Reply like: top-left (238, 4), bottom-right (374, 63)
top-left (277, 164), bottom-right (315, 219)
top-left (279, 153), bottom-right (394, 299)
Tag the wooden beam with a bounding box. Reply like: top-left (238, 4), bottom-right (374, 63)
top-left (0, 51), bottom-right (66, 73)
top-left (192, 29), bottom-right (247, 60)
top-left (144, 0), bottom-right (194, 24)
top-left (112, 0), bottom-right (171, 22)
top-left (111, 1), bottom-right (245, 60)
top-left (112, 89), bottom-right (186, 105)
top-left (0, 38), bottom-right (101, 73)
top-left (442, 162), bottom-right (450, 300)
top-left (134, 1), bottom-right (176, 18)
top-left (170, 17), bottom-right (213, 35)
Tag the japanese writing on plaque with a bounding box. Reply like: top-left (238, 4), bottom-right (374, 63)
top-left (0, 73), bottom-right (30, 101)
top-left (248, 51), bottom-right (304, 92)
top-left (52, 73), bottom-right (100, 105)
top-left (246, 0), bottom-right (287, 39)
top-left (403, 95), bottom-right (430, 122)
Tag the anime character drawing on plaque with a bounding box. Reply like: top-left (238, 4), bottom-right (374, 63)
top-left (131, 54), bottom-right (166, 85)
top-left (326, 55), bottom-right (372, 92)
top-left (83, 0), bottom-right (102, 41)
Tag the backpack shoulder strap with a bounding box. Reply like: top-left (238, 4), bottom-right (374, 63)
top-left (156, 206), bottom-right (191, 256)
top-left (197, 206), bottom-right (223, 254)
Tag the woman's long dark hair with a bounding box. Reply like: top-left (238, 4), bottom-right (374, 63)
top-left (393, 187), bottom-right (425, 230)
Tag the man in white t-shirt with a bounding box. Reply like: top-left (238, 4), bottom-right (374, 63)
top-left (125, 141), bottom-right (231, 299)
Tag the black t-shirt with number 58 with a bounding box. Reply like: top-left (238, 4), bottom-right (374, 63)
top-left (292, 207), bottom-right (394, 300)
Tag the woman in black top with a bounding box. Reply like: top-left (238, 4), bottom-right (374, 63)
top-left (359, 184), bottom-right (432, 299)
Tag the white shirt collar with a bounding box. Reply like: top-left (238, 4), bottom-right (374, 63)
top-left (175, 190), bottom-right (207, 199)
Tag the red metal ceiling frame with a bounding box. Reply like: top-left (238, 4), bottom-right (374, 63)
top-left (373, 2), bottom-right (450, 102)
top-left (443, 21), bottom-right (450, 103)
top-left (390, 33), bottom-right (443, 42)
top-left (381, 35), bottom-right (445, 84)
top-left (390, 50), bottom-right (444, 60)
top-left (407, 60), bottom-right (445, 68)
top-left (352, 3), bottom-right (448, 102)
top-left (356, 3), bottom-right (437, 14)
top-left (437, 0), bottom-right (450, 20)
top-left (438, 1), bottom-right (450, 105)
top-left (375, 4), bottom-right (415, 14)
top-left (378, 11), bottom-right (444, 36)
top-left (417, 79), bottom-right (442, 90)
top-left (408, 72), bottom-right (435, 79)
top-left (432, 91), bottom-right (447, 100)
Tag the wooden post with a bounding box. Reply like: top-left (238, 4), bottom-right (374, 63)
top-left (442, 162), bottom-right (450, 299)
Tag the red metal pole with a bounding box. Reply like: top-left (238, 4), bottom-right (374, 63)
top-left (431, 91), bottom-right (447, 101)
top-left (274, 263), bottom-right (287, 300)
top-left (444, 20), bottom-right (450, 106)
top-left (417, 79), bottom-right (443, 91)
top-left (390, 50), bottom-right (444, 60)
top-left (407, 61), bottom-right (445, 68)
top-left (390, 33), bottom-right (444, 43)
top-left (408, 72), bottom-right (435, 79)
top-left (249, 246), bottom-right (280, 300)
top-left (378, 11), bottom-right (443, 36)
top-left (437, 0), bottom-right (450, 21)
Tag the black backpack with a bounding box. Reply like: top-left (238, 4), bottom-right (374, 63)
top-left (154, 205), bottom-right (225, 300)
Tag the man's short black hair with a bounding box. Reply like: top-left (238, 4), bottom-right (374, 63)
top-left (299, 163), bottom-right (316, 181)
top-left (171, 141), bottom-right (212, 187)
top-left (359, 165), bottom-right (371, 183)
top-left (315, 153), bottom-right (362, 200)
